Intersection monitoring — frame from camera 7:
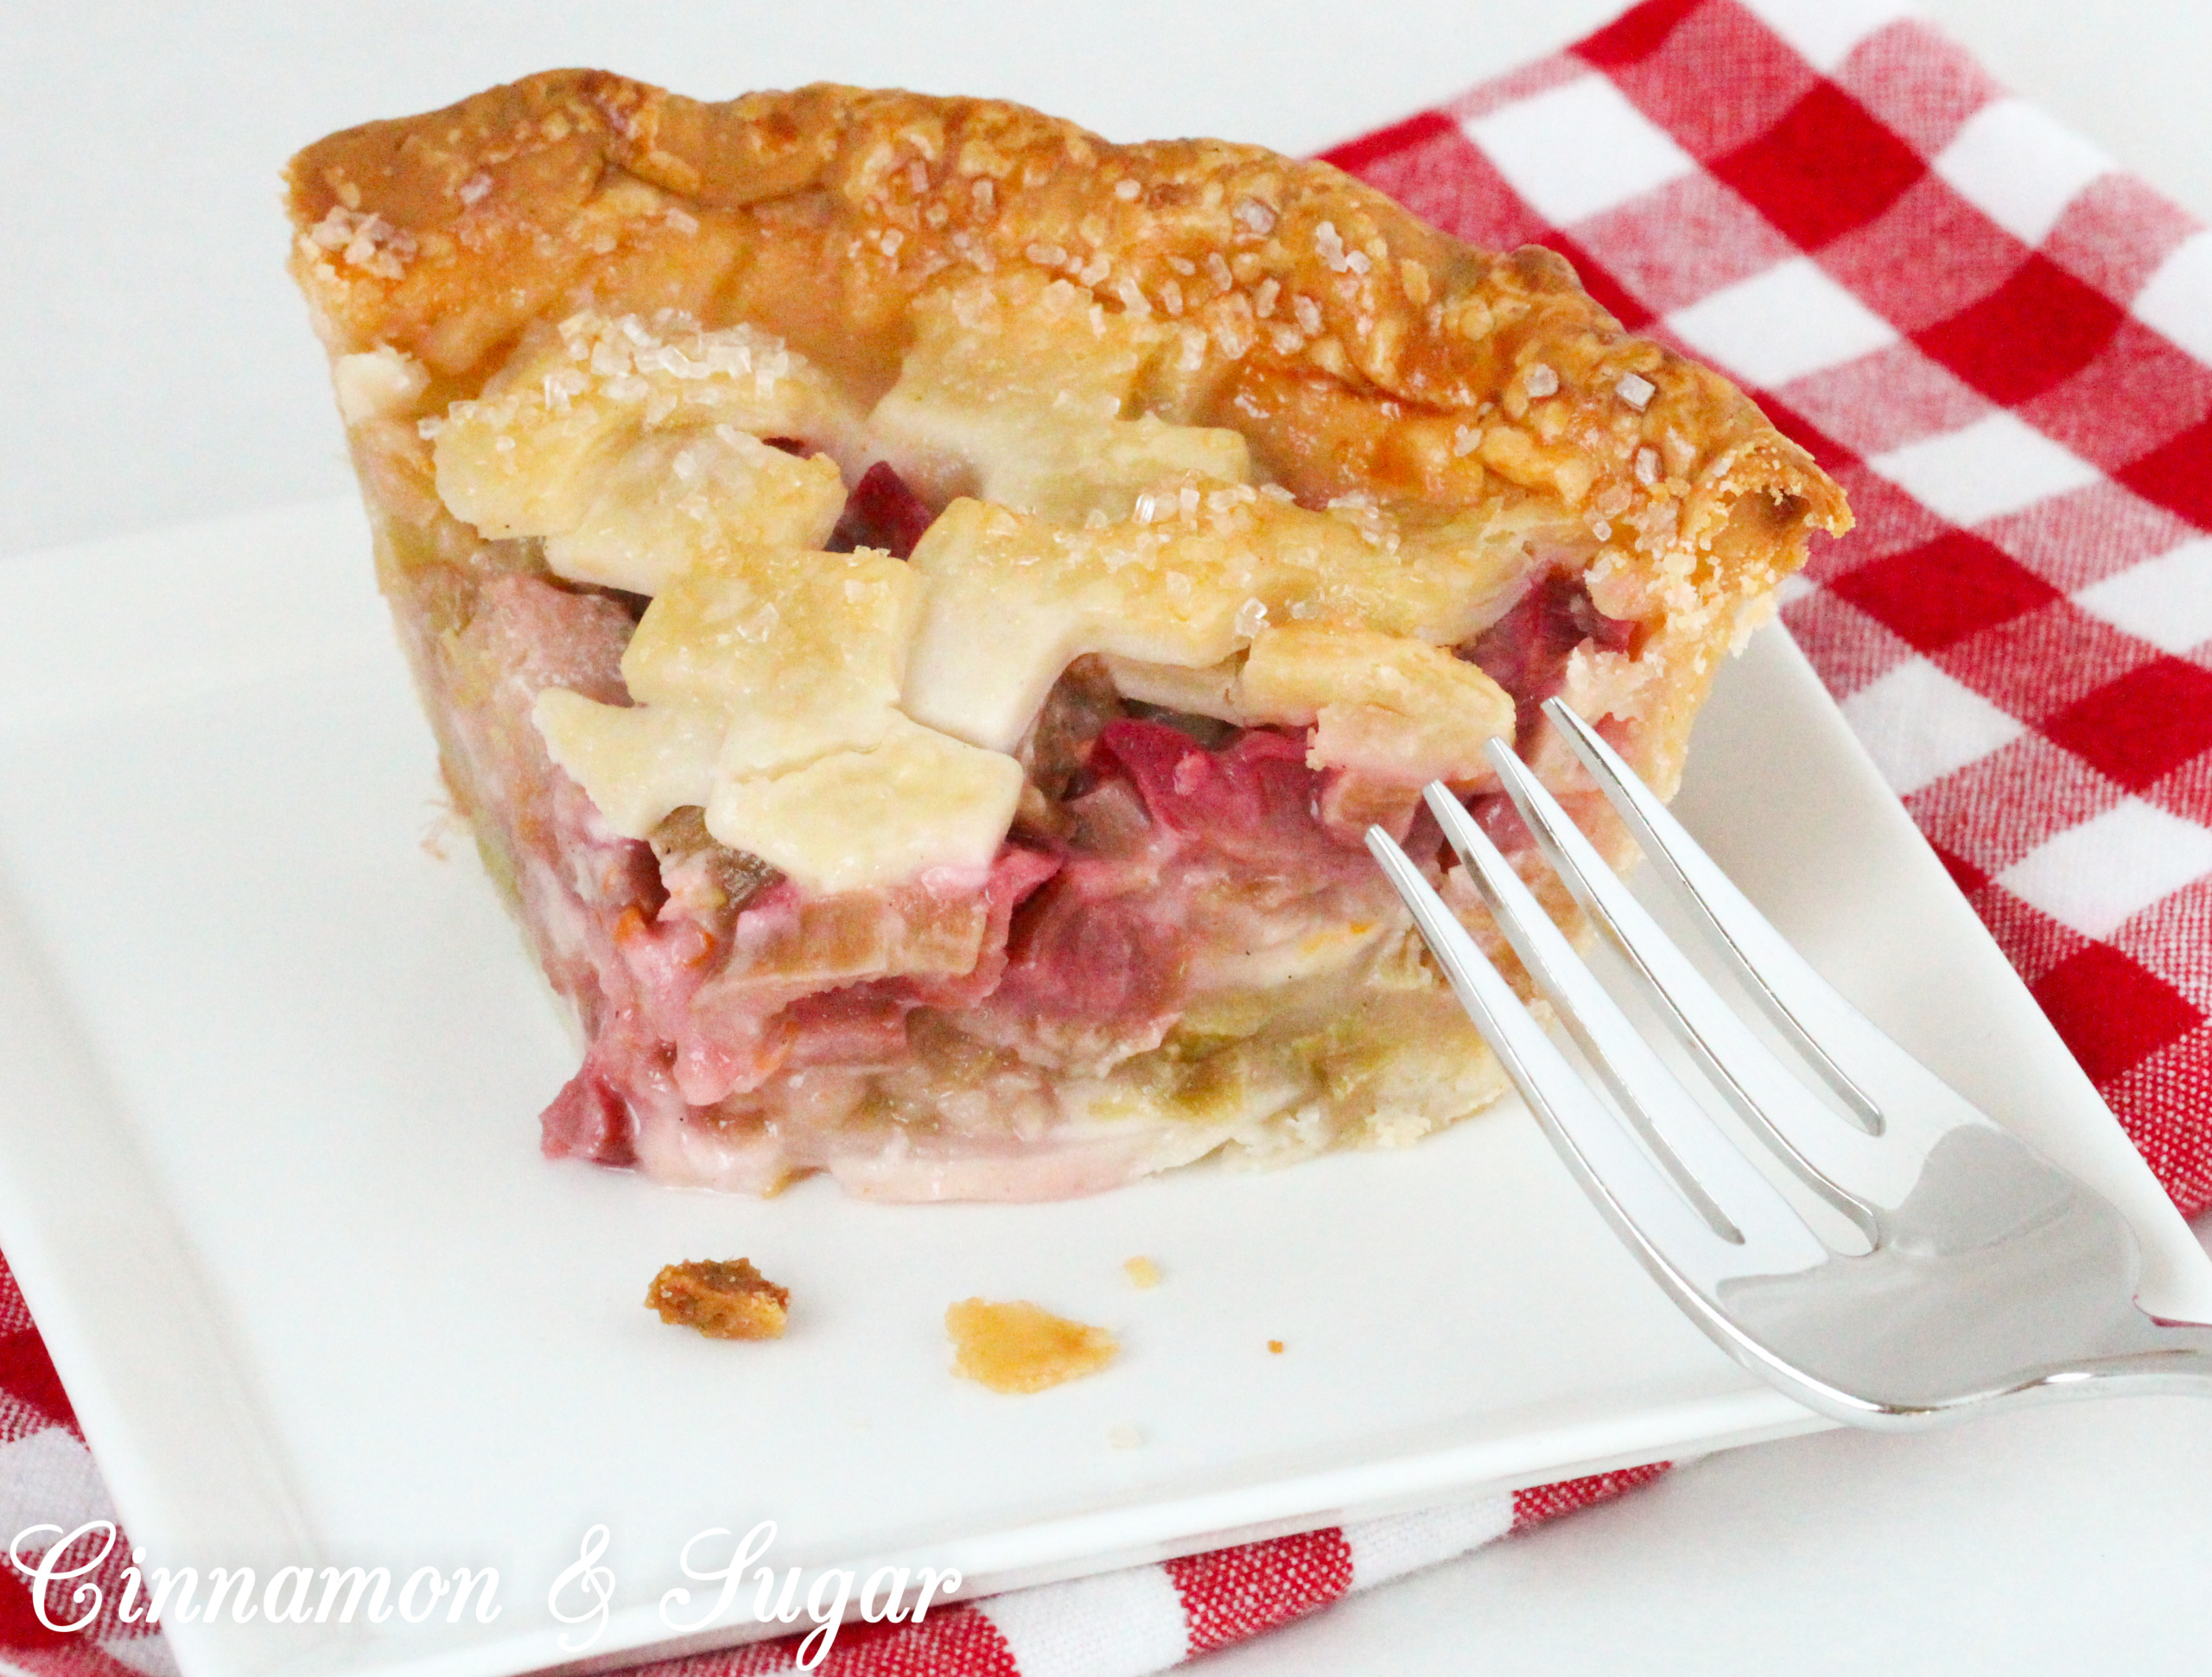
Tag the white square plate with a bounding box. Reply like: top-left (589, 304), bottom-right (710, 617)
top-left (2, 499), bottom-right (2205, 1677)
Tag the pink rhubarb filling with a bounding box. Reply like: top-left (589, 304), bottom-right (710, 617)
top-left (461, 467), bottom-right (1638, 1194)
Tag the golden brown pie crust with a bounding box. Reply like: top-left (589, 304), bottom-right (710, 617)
top-left (288, 72), bottom-right (1846, 803)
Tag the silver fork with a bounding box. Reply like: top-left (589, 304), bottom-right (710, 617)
top-left (1367, 697), bottom-right (2212, 1429)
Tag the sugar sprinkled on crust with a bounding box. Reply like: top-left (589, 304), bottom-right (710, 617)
top-left (285, 74), bottom-right (1853, 1199)
top-left (285, 73), bottom-right (1845, 604)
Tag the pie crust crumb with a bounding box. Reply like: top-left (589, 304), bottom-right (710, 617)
top-left (646, 1258), bottom-right (791, 1339)
top-left (1123, 1256), bottom-right (1163, 1289)
top-left (946, 1299), bottom-right (1118, 1393)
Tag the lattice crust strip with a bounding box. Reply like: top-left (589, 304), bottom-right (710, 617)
top-left (441, 305), bottom-right (1566, 894)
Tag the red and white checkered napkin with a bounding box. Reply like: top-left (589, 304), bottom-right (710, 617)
top-left (10, 0), bottom-right (2212, 1671)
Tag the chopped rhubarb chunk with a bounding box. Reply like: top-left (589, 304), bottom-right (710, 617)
top-left (1093, 720), bottom-right (1351, 857)
top-left (830, 461), bottom-right (938, 559)
top-left (542, 1061), bottom-right (638, 1166)
top-left (1469, 789), bottom-right (1535, 855)
top-left (999, 870), bottom-right (1185, 1024)
top-left (1464, 571), bottom-right (1641, 743)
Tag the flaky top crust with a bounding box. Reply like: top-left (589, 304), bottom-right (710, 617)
top-left (285, 71), bottom-right (1847, 569)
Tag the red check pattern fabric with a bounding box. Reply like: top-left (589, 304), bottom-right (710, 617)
top-left (0, 1273), bottom-right (1666, 1677)
top-left (10, 1), bottom-right (2212, 1673)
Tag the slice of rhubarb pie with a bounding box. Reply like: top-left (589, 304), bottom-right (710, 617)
top-left (286, 75), bottom-right (1848, 1200)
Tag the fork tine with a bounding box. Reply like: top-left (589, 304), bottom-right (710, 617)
top-left (1536, 699), bottom-right (2000, 1184)
top-left (1540, 699), bottom-right (1885, 1128)
top-left (1413, 796), bottom-right (1829, 1270)
top-left (1364, 828), bottom-right (1825, 1295)
top-left (1476, 740), bottom-right (1891, 1231)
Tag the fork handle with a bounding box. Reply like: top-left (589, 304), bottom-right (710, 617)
top-left (2048, 1319), bottom-right (2212, 1400)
